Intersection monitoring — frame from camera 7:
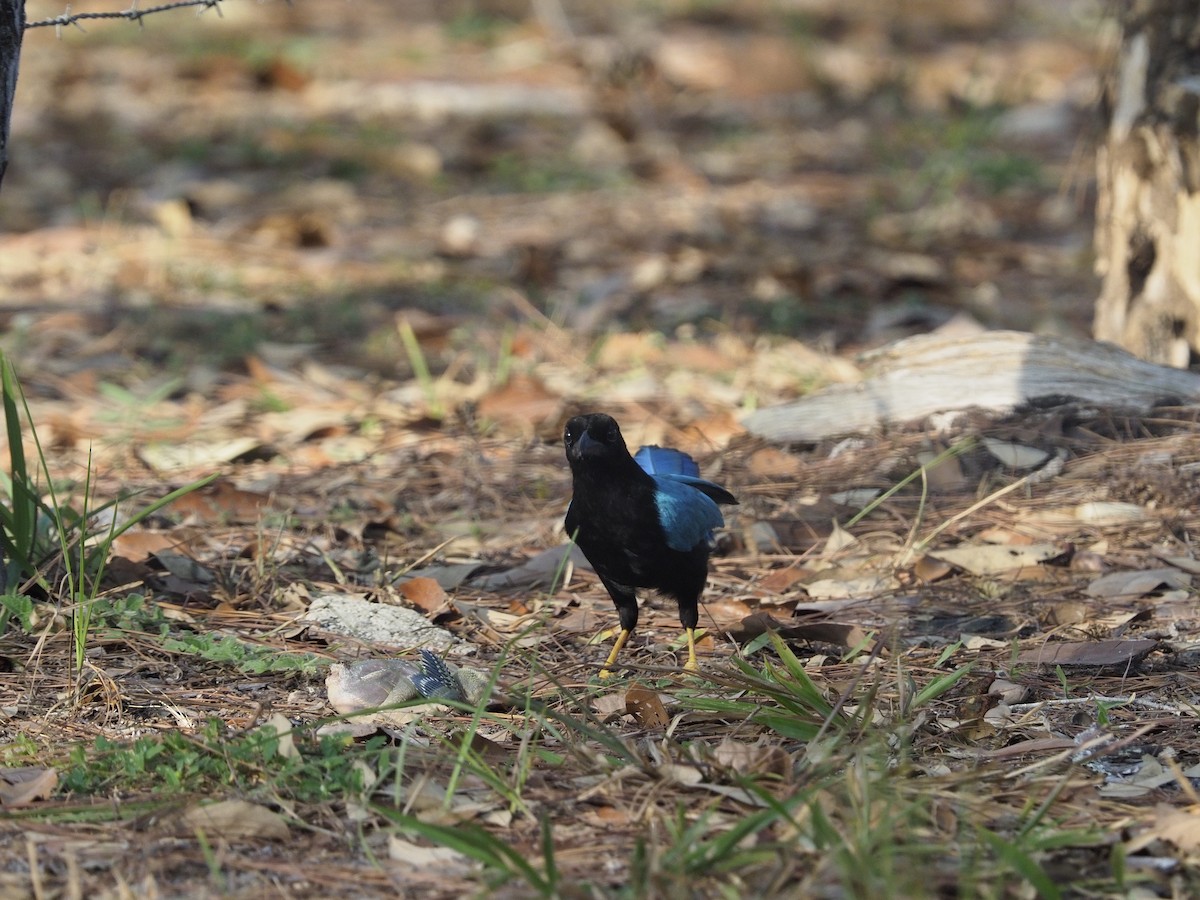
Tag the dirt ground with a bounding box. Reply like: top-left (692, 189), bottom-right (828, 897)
top-left (2, 2), bottom-right (1198, 898)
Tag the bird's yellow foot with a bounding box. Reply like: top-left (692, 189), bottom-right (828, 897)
top-left (598, 628), bottom-right (632, 680)
top-left (683, 627), bottom-right (699, 672)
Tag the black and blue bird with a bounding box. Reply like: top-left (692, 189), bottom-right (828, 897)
top-left (564, 413), bottom-right (737, 677)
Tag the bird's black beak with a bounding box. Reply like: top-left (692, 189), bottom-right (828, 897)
top-left (571, 429), bottom-right (596, 460)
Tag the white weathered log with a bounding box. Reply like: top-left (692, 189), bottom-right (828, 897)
top-left (742, 330), bottom-right (1200, 443)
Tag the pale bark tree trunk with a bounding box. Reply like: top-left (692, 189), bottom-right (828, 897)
top-left (1094, 0), bottom-right (1200, 367)
top-left (0, 0), bottom-right (23, 190)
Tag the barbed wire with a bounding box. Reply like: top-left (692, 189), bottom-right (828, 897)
top-left (26, 0), bottom-right (226, 32)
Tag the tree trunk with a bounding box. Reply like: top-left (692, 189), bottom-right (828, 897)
top-left (1094, 0), bottom-right (1200, 368)
top-left (0, 0), bottom-right (23, 190)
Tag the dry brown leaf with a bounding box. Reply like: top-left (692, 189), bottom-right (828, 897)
top-left (166, 479), bottom-right (271, 523)
top-left (916, 447), bottom-right (968, 491)
top-left (1044, 601), bottom-right (1089, 626)
top-left (148, 572), bottom-right (214, 603)
top-left (153, 552), bottom-right (214, 583)
top-left (452, 599), bottom-right (527, 632)
top-left (1070, 551), bottom-right (1106, 572)
top-left (659, 763), bottom-right (704, 786)
top-left (747, 447), bottom-right (804, 478)
top-left (829, 488), bottom-right (882, 508)
top-left (593, 693), bottom-right (629, 722)
top-left (734, 612), bottom-right (871, 650)
top-left (711, 739), bottom-right (792, 781)
top-left (109, 530), bottom-right (189, 562)
top-left (399, 577), bottom-right (449, 613)
top-left (1156, 554), bottom-right (1200, 575)
top-left (981, 437), bottom-right (1049, 470)
top-left (260, 407), bottom-right (353, 444)
top-left (963, 635), bottom-right (1009, 650)
top-left (913, 555), bottom-right (953, 582)
top-left (974, 526), bottom-right (1038, 545)
top-left (404, 563), bottom-right (486, 591)
top-left (1111, 757), bottom-right (1176, 797)
top-left (1085, 568), bottom-right (1191, 599)
top-left (477, 373), bottom-right (561, 433)
top-left (138, 438), bottom-right (267, 473)
top-left (388, 836), bottom-right (470, 867)
top-left (395, 308), bottom-right (462, 347)
top-left (987, 678), bottom-right (1028, 704)
top-left (288, 444), bottom-right (338, 468)
top-left (929, 542), bottom-right (1064, 576)
top-left (556, 607), bottom-right (605, 634)
top-left (105, 555), bottom-right (153, 589)
top-left (1126, 806), bottom-right (1200, 851)
top-left (1015, 639), bottom-right (1158, 671)
top-left (595, 331), bottom-right (665, 368)
top-left (671, 342), bottom-right (734, 373)
top-left (626, 685), bottom-right (670, 729)
top-left (470, 546), bottom-right (576, 592)
top-left (803, 572), bottom-right (897, 600)
top-left (0, 767), bottom-right (57, 807)
top-left (758, 566), bottom-right (810, 593)
top-left (257, 713), bottom-right (299, 760)
top-left (679, 409), bottom-right (744, 448)
top-left (588, 805), bottom-right (632, 826)
top-left (996, 564), bottom-right (1058, 583)
top-left (181, 799), bottom-right (290, 840)
top-left (46, 409), bottom-right (90, 450)
top-left (819, 521), bottom-right (858, 556)
top-left (703, 598), bottom-right (754, 627)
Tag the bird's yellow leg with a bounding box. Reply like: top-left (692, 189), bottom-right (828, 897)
top-left (683, 627), bottom-right (698, 672)
top-left (599, 628), bottom-right (632, 680)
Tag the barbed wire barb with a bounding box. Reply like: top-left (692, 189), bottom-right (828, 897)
top-left (27, 0), bottom-right (225, 30)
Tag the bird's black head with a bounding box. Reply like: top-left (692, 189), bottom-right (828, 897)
top-left (564, 413), bottom-right (629, 466)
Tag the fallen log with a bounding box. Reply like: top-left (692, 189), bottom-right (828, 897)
top-left (743, 330), bottom-right (1200, 443)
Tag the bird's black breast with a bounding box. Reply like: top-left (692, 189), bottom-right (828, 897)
top-left (566, 475), bottom-right (707, 600)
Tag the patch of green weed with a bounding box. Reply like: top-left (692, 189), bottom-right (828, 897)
top-left (878, 110), bottom-right (1045, 206)
top-left (62, 719), bottom-right (382, 804)
top-left (161, 632), bottom-right (326, 675)
top-left (487, 151), bottom-right (626, 194)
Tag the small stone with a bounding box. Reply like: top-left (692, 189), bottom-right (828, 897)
top-left (440, 214), bottom-right (481, 257)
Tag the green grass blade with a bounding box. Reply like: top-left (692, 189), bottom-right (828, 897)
top-left (539, 813), bottom-right (558, 893)
top-left (768, 632), bottom-right (837, 718)
top-left (94, 474), bottom-right (220, 558)
top-left (911, 663), bottom-right (974, 709)
top-left (0, 355), bottom-right (41, 582)
top-left (372, 806), bottom-right (549, 892)
top-left (979, 829), bottom-right (1062, 900)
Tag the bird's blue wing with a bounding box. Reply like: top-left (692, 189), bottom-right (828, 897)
top-left (638, 445), bottom-right (737, 504)
top-left (635, 445), bottom-right (700, 478)
top-left (661, 473), bottom-right (734, 501)
top-left (650, 475), bottom-right (726, 552)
